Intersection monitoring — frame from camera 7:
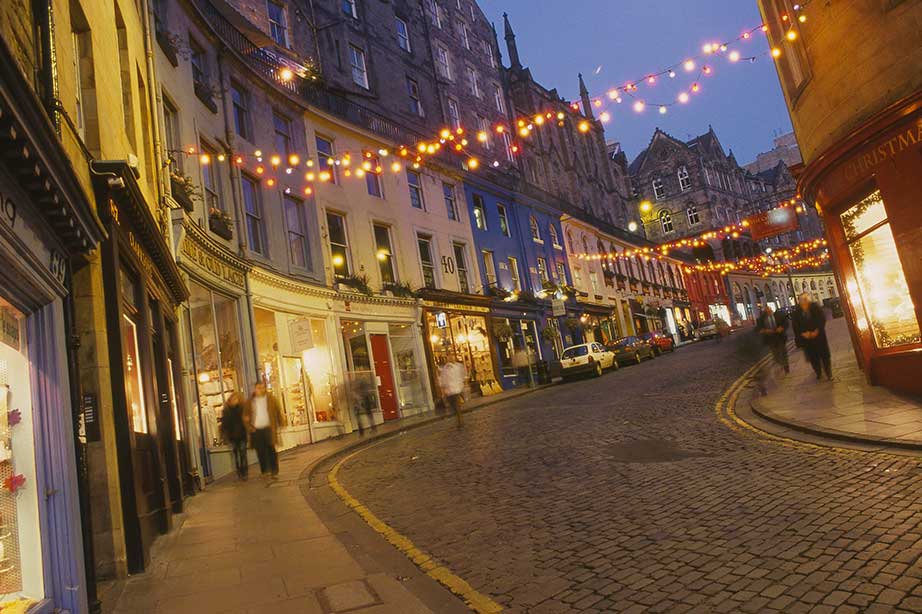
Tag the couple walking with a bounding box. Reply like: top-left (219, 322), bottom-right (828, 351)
top-left (220, 380), bottom-right (287, 481)
top-left (757, 293), bottom-right (832, 381)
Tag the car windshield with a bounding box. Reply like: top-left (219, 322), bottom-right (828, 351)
top-left (562, 346), bottom-right (589, 359)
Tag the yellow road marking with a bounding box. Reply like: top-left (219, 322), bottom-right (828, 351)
top-left (328, 443), bottom-right (504, 614)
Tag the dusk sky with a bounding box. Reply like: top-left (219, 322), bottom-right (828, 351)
top-left (478, 0), bottom-right (794, 166)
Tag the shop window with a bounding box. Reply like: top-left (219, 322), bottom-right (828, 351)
top-left (841, 189), bottom-right (920, 348)
top-left (341, 321), bottom-right (377, 420)
top-left (121, 314), bottom-right (148, 433)
top-left (187, 283), bottom-right (244, 447)
top-left (0, 300), bottom-right (42, 601)
top-left (374, 224), bottom-right (396, 285)
top-left (417, 234), bottom-right (437, 288)
top-left (453, 243), bottom-right (470, 293)
top-left (388, 323), bottom-right (427, 411)
top-left (426, 311), bottom-right (496, 397)
top-left (326, 211), bottom-right (351, 279)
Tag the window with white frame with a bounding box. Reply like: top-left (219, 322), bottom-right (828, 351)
top-left (467, 65), bottom-right (480, 97)
top-left (529, 215), bottom-right (541, 242)
top-left (443, 182), bottom-right (458, 221)
top-left (678, 165), bottom-right (691, 191)
top-left (316, 135), bottom-right (337, 184)
top-left (200, 141), bottom-right (221, 212)
top-left (556, 261), bottom-right (567, 285)
top-left (660, 210), bottom-right (674, 233)
top-left (284, 195), bottom-right (310, 268)
top-left (395, 17), bottom-right (411, 52)
top-left (687, 205), bottom-right (700, 225)
top-left (417, 234), bottom-right (437, 287)
top-left (349, 45), bottom-right (369, 89)
top-left (406, 77), bottom-right (424, 116)
top-left (549, 224), bottom-right (561, 248)
top-left (342, 0), bottom-right (357, 18)
top-left (482, 250), bottom-right (496, 287)
top-left (484, 39), bottom-right (495, 67)
top-left (508, 256), bottom-right (521, 291)
top-left (365, 153), bottom-right (382, 197)
top-left (436, 45), bottom-right (452, 80)
top-left (472, 194), bottom-right (487, 230)
top-left (161, 98), bottom-right (180, 172)
top-left (497, 204), bottom-right (510, 237)
top-left (406, 169), bottom-right (424, 209)
top-left (230, 82), bottom-right (251, 140)
top-left (458, 22), bottom-right (470, 49)
top-left (453, 243), bottom-right (470, 293)
top-left (267, 1), bottom-right (288, 46)
top-left (242, 174), bottom-right (265, 254)
top-left (536, 257), bottom-right (549, 283)
top-left (374, 223), bottom-right (396, 284)
top-left (272, 111), bottom-right (291, 156)
top-left (477, 115), bottom-right (491, 148)
top-left (502, 131), bottom-right (514, 162)
top-left (493, 83), bottom-right (505, 113)
top-left (653, 177), bottom-right (665, 200)
top-left (326, 211), bottom-right (351, 278)
top-left (447, 98), bottom-right (461, 129)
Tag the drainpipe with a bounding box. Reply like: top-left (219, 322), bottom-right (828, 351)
top-left (32, 0), bottom-right (60, 130)
top-left (140, 0), bottom-right (168, 215)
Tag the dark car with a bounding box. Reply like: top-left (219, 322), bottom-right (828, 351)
top-left (607, 336), bottom-right (657, 366)
top-left (640, 331), bottom-right (675, 355)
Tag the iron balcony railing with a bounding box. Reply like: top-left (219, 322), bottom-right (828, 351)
top-left (194, 0), bottom-right (421, 146)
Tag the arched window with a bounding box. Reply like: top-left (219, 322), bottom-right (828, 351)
top-left (687, 205), bottom-right (700, 225)
top-left (529, 215), bottom-right (541, 241)
top-left (597, 240), bottom-right (607, 271)
top-left (660, 210), bottom-right (674, 233)
top-left (566, 230), bottom-right (574, 253)
top-left (581, 236), bottom-right (590, 261)
top-left (548, 224), bottom-right (560, 247)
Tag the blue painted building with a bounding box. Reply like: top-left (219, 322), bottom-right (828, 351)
top-left (463, 172), bottom-right (573, 389)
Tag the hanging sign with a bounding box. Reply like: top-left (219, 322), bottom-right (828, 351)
top-left (0, 309), bottom-right (19, 351)
top-left (82, 393), bottom-right (101, 443)
top-left (435, 312), bottom-right (448, 328)
top-left (749, 207), bottom-right (799, 240)
top-left (288, 318), bottom-right (315, 352)
top-left (551, 299), bottom-right (566, 317)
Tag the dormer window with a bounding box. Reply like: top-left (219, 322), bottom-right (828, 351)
top-left (653, 178), bottom-right (665, 200)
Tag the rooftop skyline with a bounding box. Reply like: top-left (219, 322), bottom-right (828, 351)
top-left (480, 0), bottom-right (794, 165)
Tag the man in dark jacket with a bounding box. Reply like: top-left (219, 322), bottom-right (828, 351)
top-left (220, 392), bottom-right (249, 480)
top-left (792, 293), bottom-right (832, 380)
top-left (756, 305), bottom-right (789, 373)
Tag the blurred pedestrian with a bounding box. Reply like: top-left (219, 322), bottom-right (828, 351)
top-left (756, 305), bottom-right (790, 374)
top-left (350, 375), bottom-right (377, 436)
top-left (792, 293), bottom-right (832, 381)
top-left (220, 392), bottom-right (249, 480)
top-left (245, 380), bottom-right (287, 478)
top-left (438, 356), bottom-right (467, 428)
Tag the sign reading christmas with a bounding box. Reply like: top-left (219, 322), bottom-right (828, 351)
top-left (748, 206), bottom-right (800, 241)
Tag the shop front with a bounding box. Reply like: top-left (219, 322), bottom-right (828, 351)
top-left (175, 221), bottom-right (251, 481)
top-left (800, 98), bottom-right (922, 394)
top-left (92, 162), bottom-right (191, 574)
top-left (490, 302), bottom-right (544, 390)
top-left (0, 70), bottom-right (104, 610)
top-left (419, 290), bottom-right (500, 399)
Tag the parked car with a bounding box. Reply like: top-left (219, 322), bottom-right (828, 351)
top-left (696, 320), bottom-right (719, 340)
top-left (560, 342), bottom-right (617, 380)
top-left (640, 331), bottom-right (675, 355)
top-left (607, 336), bottom-right (657, 366)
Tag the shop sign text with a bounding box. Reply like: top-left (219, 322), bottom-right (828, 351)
top-left (180, 236), bottom-right (246, 289)
top-left (842, 123), bottom-right (922, 182)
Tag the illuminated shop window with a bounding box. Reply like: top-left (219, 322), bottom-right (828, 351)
top-left (841, 189), bottom-right (920, 348)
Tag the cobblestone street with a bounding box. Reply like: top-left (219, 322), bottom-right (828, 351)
top-left (337, 337), bottom-right (922, 613)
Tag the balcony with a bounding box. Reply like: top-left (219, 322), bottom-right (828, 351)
top-left (193, 0), bottom-right (420, 146)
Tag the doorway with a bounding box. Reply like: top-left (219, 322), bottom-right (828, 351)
top-left (370, 334), bottom-right (398, 421)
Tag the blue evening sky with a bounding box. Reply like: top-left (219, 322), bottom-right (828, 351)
top-left (479, 0), bottom-right (794, 165)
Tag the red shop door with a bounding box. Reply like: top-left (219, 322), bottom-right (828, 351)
top-left (370, 334), bottom-right (399, 421)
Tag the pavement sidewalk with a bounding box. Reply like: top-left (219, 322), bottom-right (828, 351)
top-left (99, 385), bottom-right (545, 614)
top-left (748, 316), bottom-right (922, 449)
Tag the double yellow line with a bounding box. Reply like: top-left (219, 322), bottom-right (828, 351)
top-left (328, 443), bottom-right (504, 614)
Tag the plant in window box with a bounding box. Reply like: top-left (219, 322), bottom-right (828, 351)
top-left (208, 207), bottom-right (234, 240)
top-left (486, 285), bottom-right (511, 299)
top-left (492, 321), bottom-right (514, 342)
top-left (382, 281), bottom-right (418, 298)
top-left (338, 274), bottom-right (373, 296)
top-left (516, 290), bottom-right (538, 304)
top-left (541, 326), bottom-right (561, 343)
top-left (565, 317), bottom-right (585, 334)
top-left (169, 170), bottom-right (199, 212)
